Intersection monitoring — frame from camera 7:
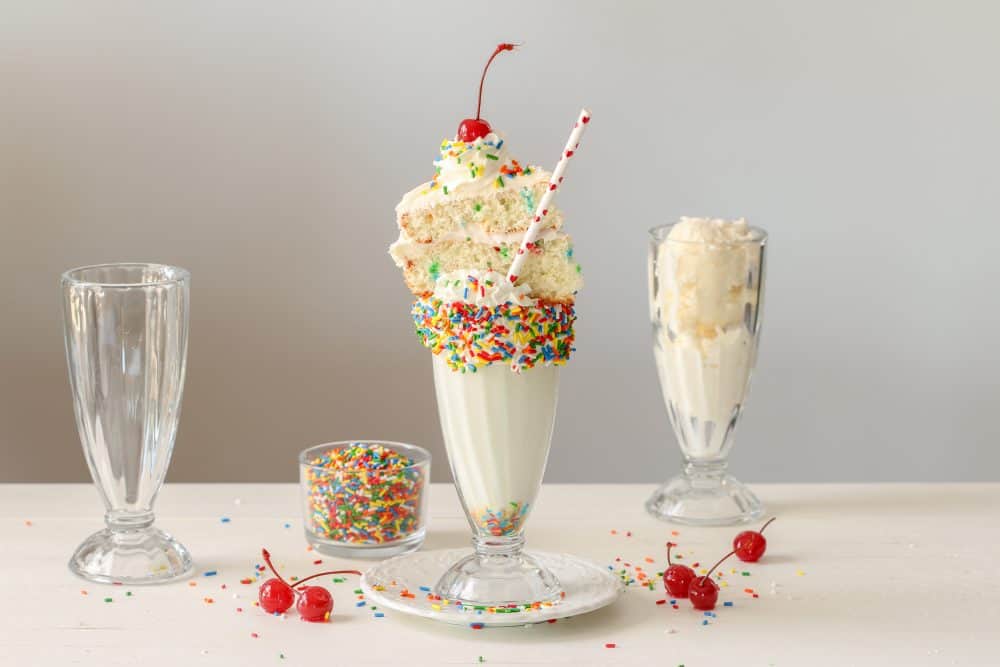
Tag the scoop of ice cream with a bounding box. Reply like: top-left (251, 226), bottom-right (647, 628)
top-left (657, 217), bottom-right (762, 339)
top-left (432, 269), bottom-right (536, 308)
top-left (395, 132), bottom-right (548, 214)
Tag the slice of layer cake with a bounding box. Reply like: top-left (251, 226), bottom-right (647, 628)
top-left (390, 132), bottom-right (582, 302)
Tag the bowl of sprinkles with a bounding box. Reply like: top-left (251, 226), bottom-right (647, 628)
top-left (299, 441), bottom-right (430, 558)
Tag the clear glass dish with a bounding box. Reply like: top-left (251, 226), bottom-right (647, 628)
top-left (62, 263), bottom-right (193, 584)
top-left (646, 224), bottom-right (768, 525)
top-left (299, 441), bottom-right (430, 559)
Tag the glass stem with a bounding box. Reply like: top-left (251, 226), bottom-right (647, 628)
top-left (473, 533), bottom-right (525, 560)
top-left (105, 509), bottom-right (155, 532)
top-left (684, 459), bottom-right (728, 488)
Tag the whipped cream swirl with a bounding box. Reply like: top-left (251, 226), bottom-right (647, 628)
top-left (396, 132), bottom-right (547, 213)
top-left (432, 269), bottom-right (536, 307)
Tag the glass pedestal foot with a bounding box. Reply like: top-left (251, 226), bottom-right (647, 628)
top-left (434, 537), bottom-right (561, 605)
top-left (69, 525), bottom-right (193, 585)
top-left (646, 463), bottom-right (763, 526)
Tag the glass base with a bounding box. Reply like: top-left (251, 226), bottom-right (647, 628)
top-left (69, 526), bottom-right (193, 585)
top-left (434, 537), bottom-right (561, 605)
top-left (306, 528), bottom-right (426, 560)
top-left (646, 463), bottom-right (763, 526)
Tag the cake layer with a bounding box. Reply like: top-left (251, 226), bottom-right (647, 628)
top-left (389, 235), bottom-right (582, 303)
top-left (398, 180), bottom-right (563, 244)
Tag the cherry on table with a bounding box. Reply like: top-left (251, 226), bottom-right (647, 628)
top-left (259, 549), bottom-right (295, 614)
top-left (296, 586), bottom-right (333, 622)
top-left (733, 517), bottom-right (776, 563)
top-left (687, 548), bottom-right (737, 611)
top-left (257, 547), bottom-right (361, 621)
top-left (456, 43), bottom-right (517, 142)
top-left (663, 541), bottom-right (696, 598)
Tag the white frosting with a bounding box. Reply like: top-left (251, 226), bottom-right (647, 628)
top-left (395, 132), bottom-right (549, 214)
top-left (432, 269), bottom-right (536, 307)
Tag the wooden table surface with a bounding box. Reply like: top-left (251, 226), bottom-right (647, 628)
top-left (2, 483), bottom-right (998, 665)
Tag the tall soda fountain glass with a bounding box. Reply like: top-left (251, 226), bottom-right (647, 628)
top-left (646, 222), bottom-right (767, 525)
top-left (62, 263), bottom-right (193, 583)
top-left (432, 357), bottom-right (561, 604)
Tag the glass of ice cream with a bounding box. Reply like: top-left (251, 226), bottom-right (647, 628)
top-left (646, 218), bottom-right (767, 525)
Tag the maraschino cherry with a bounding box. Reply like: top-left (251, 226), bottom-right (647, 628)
top-left (688, 549), bottom-right (737, 611)
top-left (296, 585), bottom-right (334, 622)
top-left (457, 43), bottom-right (518, 142)
top-left (663, 541), bottom-right (696, 598)
top-left (733, 517), bottom-right (776, 563)
top-left (259, 548), bottom-right (295, 614)
top-left (258, 548), bottom-right (361, 622)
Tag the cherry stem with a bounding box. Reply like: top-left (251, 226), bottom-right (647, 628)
top-left (475, 43), bottom-right (517, 120)
top-left (759, 517), bottom-right (777, 534)
top-left (666, 541), bottom-right (674, 566)
top-left (261, 548), bottom-right (290, 587)
top-left (699, 549), bottom-right (737, 586)
top-left (292, 569), bottom-right (363, 589)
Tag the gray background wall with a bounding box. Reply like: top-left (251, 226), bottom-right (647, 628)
top-left (2, 1), bottom-right (998, 484)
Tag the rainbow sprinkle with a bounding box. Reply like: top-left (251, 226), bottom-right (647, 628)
top-left (412, 297), bottom-right (575, 372)
top-left (471, 502), bottom-right (530, 536)
top-left (303, 443), bottom-right (426, 545)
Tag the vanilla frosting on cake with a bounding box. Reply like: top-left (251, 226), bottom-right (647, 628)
top-left (389, 131), bottom-right (581, 303)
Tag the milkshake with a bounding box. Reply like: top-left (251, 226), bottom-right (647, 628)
top-left (647, 217), bottom-right (768, 525)
top-left (417, 270), bottom-right (569, 536)
top-left (389, 44), bottom-right (584, 603)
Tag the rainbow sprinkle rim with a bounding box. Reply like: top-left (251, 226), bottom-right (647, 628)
top-left (412, 299), bottom-right (575, 373)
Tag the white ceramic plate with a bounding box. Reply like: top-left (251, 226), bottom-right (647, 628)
top-left (361, 549), bottom-right (623, 628)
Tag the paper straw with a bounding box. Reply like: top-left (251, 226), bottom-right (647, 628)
top-left (505, 108), bottom-right (592, 284)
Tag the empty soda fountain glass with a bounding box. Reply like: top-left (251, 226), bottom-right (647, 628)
top-left (432, 357), bottom-right (561, 604)
top-left (646, 224), bottom-right (767, 525)
top-left (62, 263), bottom-right (193, 583)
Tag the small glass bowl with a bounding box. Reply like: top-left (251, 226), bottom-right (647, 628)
top-left (299, 441), bottom-right (430, 559)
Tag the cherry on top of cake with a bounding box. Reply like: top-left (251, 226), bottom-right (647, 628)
top-left (457, 43), bottom-right (517, 143)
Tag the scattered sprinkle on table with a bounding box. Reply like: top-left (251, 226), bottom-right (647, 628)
top-left (374, 612), bottom-right (384, 618)
top-left (250, 632), bottom-right (259, 639)
top-left (204, 570), bottom-right (217, 577)
top-left (220, 517), bottom-right (231, 523)
top-left (605, 643), bottom-right (617, 648)
top-left (103, 597), bottom-right (112, 603)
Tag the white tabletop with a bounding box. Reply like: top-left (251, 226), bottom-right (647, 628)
top-left (2, 483), bottom-right (998, 666)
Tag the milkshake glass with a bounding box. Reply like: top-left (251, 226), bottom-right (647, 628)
top-left (432, 357), bottom-right (561, 604)
top-left (646, 220), bottom-right (767, 525)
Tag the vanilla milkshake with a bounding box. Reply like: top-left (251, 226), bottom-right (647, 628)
top-left (389, 43), bottom-right (587, 601)
top-left (423, 271), bottom-right (563, 536)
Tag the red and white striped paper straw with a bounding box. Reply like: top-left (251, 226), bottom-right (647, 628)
top-left (506, 108), bottom-right (592, 285)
